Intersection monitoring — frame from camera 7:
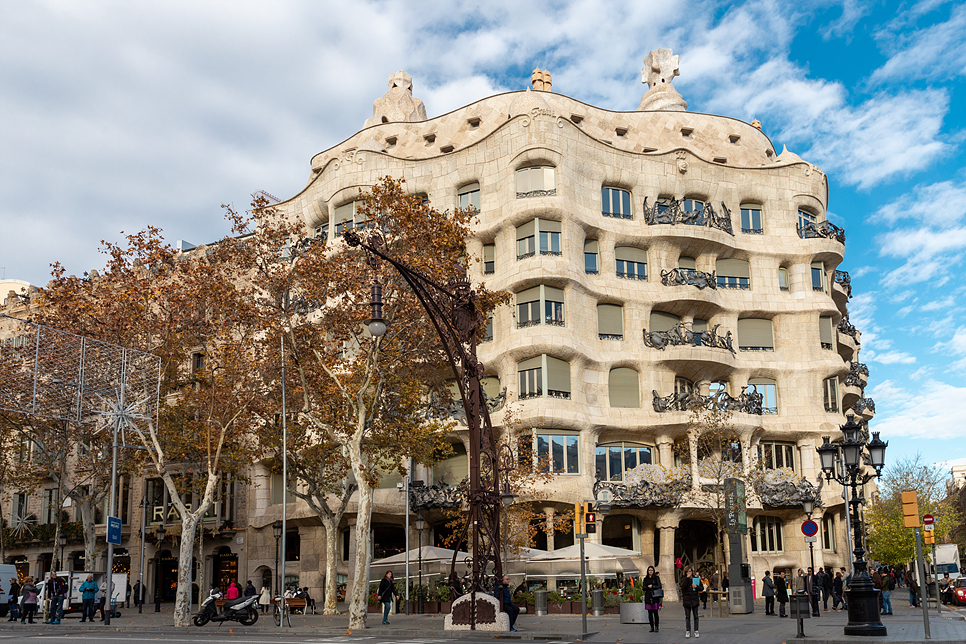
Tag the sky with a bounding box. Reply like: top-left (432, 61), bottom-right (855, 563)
top-left (2, 0), bottom-right (965, 473)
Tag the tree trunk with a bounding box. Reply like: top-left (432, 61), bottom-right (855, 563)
top-left (347, 475), bottom-right (372, 629)
top-left (173, 513), bottom-right (200, 627)
top-left (322, 514), bottom-right (340, 615)
top-left (80, 501), bottom-right (97, 567)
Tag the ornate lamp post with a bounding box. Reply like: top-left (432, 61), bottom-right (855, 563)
top-left (346, 229), bottom-right (504, 630)
top-left (273, 520), bottom-right (283, 597)
top-left (816, 418), bottom-right (888, 636)
top-left (154, 525), bottom-right (167, 613)
top-left (415, 513), bottom-right (426, 614)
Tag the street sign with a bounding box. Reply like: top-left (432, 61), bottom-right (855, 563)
top-left (923, 514), bottom-right (935, 525)
top-left (107, 516), bottom-right (122, 545)
top-left (801, 520), bottom-right (819, 537)
top-left (804, 536), bottom-right (818, 543)
top-left (924, 524), bottom-right (935, 531)
top-left (725, 478), bottom-right (748, 534)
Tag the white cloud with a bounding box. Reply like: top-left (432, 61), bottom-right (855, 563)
top-left (920, 296), bottom-right (957, 311)
top-left (871, 4), bottom-right (966, 85)
top-left (873, 179), bottom-right (966, 227)
top-left (867, 350), bottom-right (917, 365)
top-left (821, 0), bottom-right (872, 41)
top-left (868, 379), bottom-right (966, 440)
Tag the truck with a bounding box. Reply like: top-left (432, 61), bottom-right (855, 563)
top-left (36, 571), bottom-right (128, 616)
top-left (929, 543), bottom-right (962, 582)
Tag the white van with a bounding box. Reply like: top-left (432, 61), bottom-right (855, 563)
top-left (0, 564), bottom-right (19, 617)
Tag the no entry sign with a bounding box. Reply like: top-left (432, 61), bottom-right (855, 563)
top-left (801, 520), bottom-right (819, 537)
top-left (923, 514), bottom-right (935, 525)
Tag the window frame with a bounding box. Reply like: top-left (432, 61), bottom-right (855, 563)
top-left (515, 166), bottom-right (557, 198)
top-left (750, 516), bottom-right (785, 553)
top-left (458, 182), bottom-right (481, 211)
top-left (798, 209), bottom-right (818, 238)
top-left (602, 187), bottom-right (633, 219)
top-left (584, 240), bottom-right (599, 274)
top-left (757, 440), bottom-right (797, 471)
top-left (823, 377), bottom-right (839, 412)
top-left (531, 430), bottom-right (580, 475)
top-left (608, 367), bottom-right (640, 407)
top-left (822, 513), bottom-right (836, 552)
top-left (749, 378), bottom-right (778, 414)
top-left (483, 244), bottom-right (495, 274)
top-left (737, 318), bottom-right (775, 352)
top-left (515, 285), bottom-right (565, 328)
top-left (517, 354), bottom-right (571, 400)
top-left (740, 205), bottom-right (763, 234)
top-left (778, 267), bottom-right (790, 292)
top-left (595, 442), bottom-right (654, 481)
top-left (716, 258), bottom-right (751, 290)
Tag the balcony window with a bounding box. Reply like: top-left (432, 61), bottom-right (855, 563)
top-left (535, 431), bottom-right (579, 474)
top-left (675, 377), bottom-right (694, 396)
top-left (602, 187), bottom-right (632, 219)
top-left (315, 224), bottom-right (329, 242)
top-left (737, 318), bottom-right (775, 352)
top-left (811, 261), bottom-right (827, 293)
top-left (778, 267), bottom-right (790, 292)
top-left (748, 377), bottom-right (778, 414)
top-left (757, 441), bottom-right (796, 471)
top-left (515, 166), bottom-right (556, 198)
top-left (740, 205), bottom-right (763, 234)
top-left (482, 316), bottom-right (493, 343)
top-left (678, 256), bottom-right (697, 279)
top-left (516, 219), bottom-right (561, 258)
top-left (517, 355), bottom-right (571, 400)
top-left (683, 199), bottom-right (706, 224)
top-left (750, 516), bottom-right (784, 553)
top-left (615, 246), bottom-right (647, 280)
top-left (823, 514), bottom-right (836, 551)
top-left (515, 285), bottom-right (565, 327)
top-left (483, 244), bottom-right (495, 274)
top-left (823, 377), bottom-right (839, 412)
top-left (597, 304), bottom-right (624, 340)
top-left (798, 209), bottom-right (817, 238)
top-left (820, 316), bottom-right (835, 350)
top-left (608, 367), bottom-right (640, 407)
top-left (458, 182), bottom-right (480, 210)
top-left (333, 200), bottom-right (367, 237)
top-left (584, 240), bottom-right (599, 274)
top-left (716, 258), bottom-right (751, 289)
top-left (650, 311), bottom-right (681, 333)
top-left (596, 442), bottom-right (653, 481)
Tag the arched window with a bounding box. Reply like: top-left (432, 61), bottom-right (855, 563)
top-left (515, 166), bottom-right (556, 198)
top-left (602, 187), bottom-right (632, 219)
top-left (434, 442), bottom-right (468, 484)
top-left (737, 319), bottom-right (774, 352)
top-left (750, 516), bottom-right (784, 553)
top-left (595, 442), bottom-right (653, 481)
top-left (608, 368), bottom-right (640, 408)
top-left (458, 182), bottom-right (480, 210)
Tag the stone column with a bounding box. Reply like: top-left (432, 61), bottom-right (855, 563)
top-left (544, 508), bottom-right (556, 552)
top-left (655, 514), bottom-right (679, 601)
top-left (656, 436), bottom-right (674, 467)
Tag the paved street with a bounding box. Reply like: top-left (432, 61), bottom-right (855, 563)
top-left (2, 600), bottom-right (965, 643)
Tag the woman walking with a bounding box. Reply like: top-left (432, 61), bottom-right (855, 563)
top-left (832, 571), bottom-right (845, 611)
top-left (679, 566), bottom-right (701, 639)
top-left (377, 571), bottom-right (398, 625)
top-left (20, 577), bottom-right (39, 624)
top-left (259, 583), bottom-right (272, 613)
top-left (776, 571), bottom-right (789, 617)
top-left (642, 566), bottom-right (663, 633)
top-left (762, 570), bottom-right (776, 615)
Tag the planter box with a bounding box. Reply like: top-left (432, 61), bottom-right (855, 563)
top-left (424, 601), bottom-right (439, 614)
top-left (440, 601), bottom-right (452, 614)
top-left (604, 606), bottom-right (620, 614)
top-left (368, 603), bottom-right (381, 613)
top-left (620, 602), bottom-right (648, 624)
top-left (548, 602), bottom-right (568, 614)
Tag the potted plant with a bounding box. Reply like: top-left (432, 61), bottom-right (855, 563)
top-left (620, 585), bottom-right (647, 624)
top-left (424, 586), bottom-right (440, 614)
top-left (368, 583), bottom-right (381, 613)
top-left (604, 592), bottom-right (621, 614)
top-left (547, 590), bottom-right (567, 614)
top-left (438, 583), bottom-right (453, 614)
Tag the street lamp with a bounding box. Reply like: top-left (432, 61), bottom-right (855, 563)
top-left (415, 513), bottom-right (426, 614)
top-left (154, 525), bottom-right (166, 613)
top-left (802, 497), bottom-right (816, 573)
top-left (816, 418), bottom-right (888, 636)
top-left (273, 520), bottom-right (283, 597)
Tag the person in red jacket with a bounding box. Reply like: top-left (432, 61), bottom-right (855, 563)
top-left (226, 582), bottom-right (241, 599)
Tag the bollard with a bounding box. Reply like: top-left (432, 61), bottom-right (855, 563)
top-left (592, 589), bottom-right (605, 616)
top-left (535, 589), bottom-right (548, 616)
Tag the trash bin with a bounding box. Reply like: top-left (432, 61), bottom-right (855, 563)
top-left (789, 594), bottom-right (811, 620)
top-left (535, 589), bottom-right (548, 616)
top-left (592, 589), bottom-right (605, 616)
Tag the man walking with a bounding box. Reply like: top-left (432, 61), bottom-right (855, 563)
top-left (79, 574), bottom-right (98, 622)
top-left (807, 567), bottom-right (820, 617)
top-left (762, 570), bottom-right (775, 615)
top-left (133, 580), bottom-right (142, 608)
top-left (821, 567), bottom-right (833, 611)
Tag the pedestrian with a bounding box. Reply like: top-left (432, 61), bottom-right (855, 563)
top-left (377, 571), bottom-right (398, 626)
top-left (776, 571), bottom-right (789, 617)
top-left (679, 566), bottom-right (701, 639)
top-left (133, 580), bottom-right (144, 607)
top-left (79, 574), bottom-right (98, 622)
top-left (96, 581), bottom-right (106, 621)
top-left (880, 569), bottom-right (894, 614)
top-left (259, 583), bottom-right (272, 613)
top-left (44, 572), bottom-right (67, 624)
top-left (20, 577), bottom-right (39, 624)
top-left (842, 567), bottom-right (850, 609)
top-left (494, 575), bottom-right (520, 632)
top-left (832, 571), bottom-right (844, 611)
top-left (642, 565), bottom-right (663, 633)
top-left (226, 581), bottom-right (240, 600)
top-left (126, 581), bottom-right (132, 608)
top-left (710, 569), bottom-right (719, 605)
top-left (699, 571), bottom-right (709, 609)
top-left (792, 568), bottom-right (806, 595)
top-left (244, 580), bottom-right (257, 597)
top-left (721, 572), bottom-right (729, 594)
top-left (806, 567), bottom-right (820, 617)
top-left (904, 569), bottom-right (919, 607)
top-left (821, 567), bottom-right (833, 611)
top-left (762, 570), bottom-right (775, 615)
top-left (7, 578), bottom-right (21, 622)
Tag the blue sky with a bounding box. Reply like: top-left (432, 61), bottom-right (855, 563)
top-left (2, 0), bottom-right (964, 472)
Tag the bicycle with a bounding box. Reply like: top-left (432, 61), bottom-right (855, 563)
top-left (272, 597), bottom-right (292, 627)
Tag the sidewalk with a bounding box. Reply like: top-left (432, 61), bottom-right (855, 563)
top-left (2, 600), bottom-right (964, 643)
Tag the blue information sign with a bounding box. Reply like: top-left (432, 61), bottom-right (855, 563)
top-left (801, 520), bottom-right (819, 537)
top-left (107, 516), bottom-right (122, 545)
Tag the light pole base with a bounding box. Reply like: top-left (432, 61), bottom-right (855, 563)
top-left (844, 587), bottom-right (887, 636)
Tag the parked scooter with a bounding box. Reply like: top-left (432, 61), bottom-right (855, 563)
top-left (193, 588), bottom-right (259, 627)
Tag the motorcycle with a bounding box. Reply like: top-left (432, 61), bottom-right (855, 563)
top-left (193, 588), bottom-right (259, 627)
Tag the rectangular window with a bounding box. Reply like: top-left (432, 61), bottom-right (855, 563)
top-left (483, 244), bottom-right (495, 274)
top-left (741, 206), bottom-right (763, 234)
top-left (518, 356), bottom-right (543, 399)
top-left (798, 209), bottom-right (817, 238)
top-left (811, 262), bottom-right (827, 293)
top-left (539, 219), bottom-right (562, 256)
top-left (823, 377), bottom-right (839, 412)
top-left (516, 286), bottom-right (541, 327)
top-left (516, 167), bottom-right (556, 196)
top-left (546, 356), bottom-right (571, 398)
top-left (458, 182), bottom-right (481, 210)
top-left (750, 516), bottom-right (784, 553)
top-left (819, 316), bottom-right (835, 350)
top-left (43, 488), bottom-right (57, 524)
top-left (482, 316), bottom-right (493, 343)
top-left (516, 220), bottom-right (535, 259)
top-left (822, 514), bottom-right (836, 552)
top-left (749, 379), bottom-right (778, 414)
top-left (334, 201), bottom-right (362, 237)
top-left (597, 304), bottom-right (624, 340)
top-left (778, 268), bottom-right (789, 291)
top-left (544, 287), bottom-right (565, 325)
top-left (716, 258), bottom-right (751, 290)
top-left (738, 319), bottom-right (775, 352)
top-left (602, 187), bottom-right (633, 219)
top-left (536, 433), bottom-right (580, 474)
top-left (615, 247), bottom-right (647, 280)
top-left (271, 472), bottom-right (297, 505)
top-left (13, 493), bottom-right (29, 521)
top-left (584, 240), bottom-right (599, 274)
top-left (757, 441), bottom-right (796, 471)
top-left (516, 286), bottom-right (564, 327)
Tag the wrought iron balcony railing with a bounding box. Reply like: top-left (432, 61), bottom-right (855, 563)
top-left (851, 397), bottom-right (875, 416)
top-left (798, 220), bottom-right (846, 244)
top-left (652, 387), bottom-right (762, 414)
top-left (661, 268), bottom-right (717, 290)
top-left (844, 361), bottom-right (869, 387)
top-left (834, 270), bottom-right (852, 298)
top-left (838, 316), bottom-right (859, 341)
top-left (643, 322), bottom-right (736, 355)
top-left (643, 197), bottom-right (735, 235)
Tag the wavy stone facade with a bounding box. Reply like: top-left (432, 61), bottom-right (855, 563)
top-left (265, 62), bottom-right (871, 598)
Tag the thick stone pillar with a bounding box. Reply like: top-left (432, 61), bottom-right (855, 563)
top-left (656, 436), bottom-right (674, 468)
top-left (544, 508), bottom-right (555, 552)
top-left (655, 515), bottom-right (678, 601)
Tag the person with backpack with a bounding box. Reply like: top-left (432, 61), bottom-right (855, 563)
top-left (881, 569), bottom-right (894, 615)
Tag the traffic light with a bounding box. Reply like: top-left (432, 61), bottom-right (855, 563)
top-left (901, 491), bottom-right (920, 528)
top-left (586, 511), bottom-right (597, 533)
top-left (574, 502), bottom-right (584, 534)
top-left (924, 527), bottom-right (935, 545)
